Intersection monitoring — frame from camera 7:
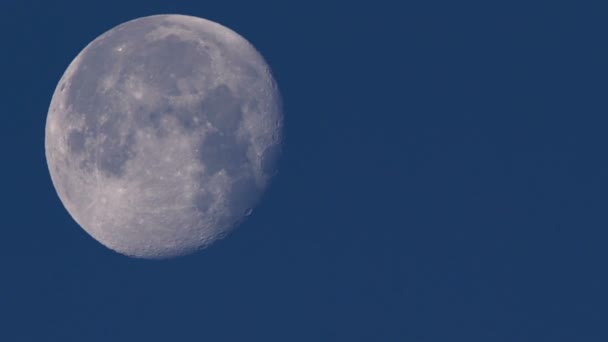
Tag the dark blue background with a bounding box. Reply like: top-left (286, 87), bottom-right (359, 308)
top-left (1, 1), bottom-right (607, 341)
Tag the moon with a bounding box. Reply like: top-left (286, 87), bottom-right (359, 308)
top-left (45, 14), bottom-right (283, 259)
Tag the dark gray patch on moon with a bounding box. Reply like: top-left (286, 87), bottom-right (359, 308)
top-left (174, 104), bottom-right (205, 131)
top-left (133, 105), bottom-right (169, 138)
top-left (199, 132), bottom-right (249, 176)
top-left (228, 177), bottom-right (259, 217)
top-left (68, 110), bottom-right (137, 177)
top-left (193, 190), bottom-right (213, 213)
top-left (159, 20), bottom-right (194, 35)
top-left (67, 54), bottom-right (115, 116)
top-left (130, 34), bottom-right (211, 95)
top-left (175, 84), bottom-right (243, 133)
top-left (67, 130), bottom-right (86, 155)
top-left (97, 117), bottom-right (137, 177)
top-left (260, 144), bottom-right (282, 176)
top-left (202, 85), bottom-right (243, 132)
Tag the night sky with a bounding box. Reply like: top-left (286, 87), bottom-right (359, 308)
top-left (2, 1), bottom-right (608, 341)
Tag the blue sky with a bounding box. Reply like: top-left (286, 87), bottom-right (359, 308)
top-left (1, 1), bottom-right (607, 341)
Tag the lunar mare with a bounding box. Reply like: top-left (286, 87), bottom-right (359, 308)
top-left (45, 15), bottom-right (283, 259)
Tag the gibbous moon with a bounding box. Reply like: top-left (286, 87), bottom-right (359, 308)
top-left (45, 14), bottom-right (283, 259)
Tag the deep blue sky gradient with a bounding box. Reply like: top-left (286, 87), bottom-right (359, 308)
top-left (1, 1), bottom-right (607, 341)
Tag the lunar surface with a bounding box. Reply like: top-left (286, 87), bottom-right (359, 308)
top-left (45, 15), bottom-right (283, 259)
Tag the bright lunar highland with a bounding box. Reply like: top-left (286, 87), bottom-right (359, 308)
top-left (45, 14), bottom-right (283, 259)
